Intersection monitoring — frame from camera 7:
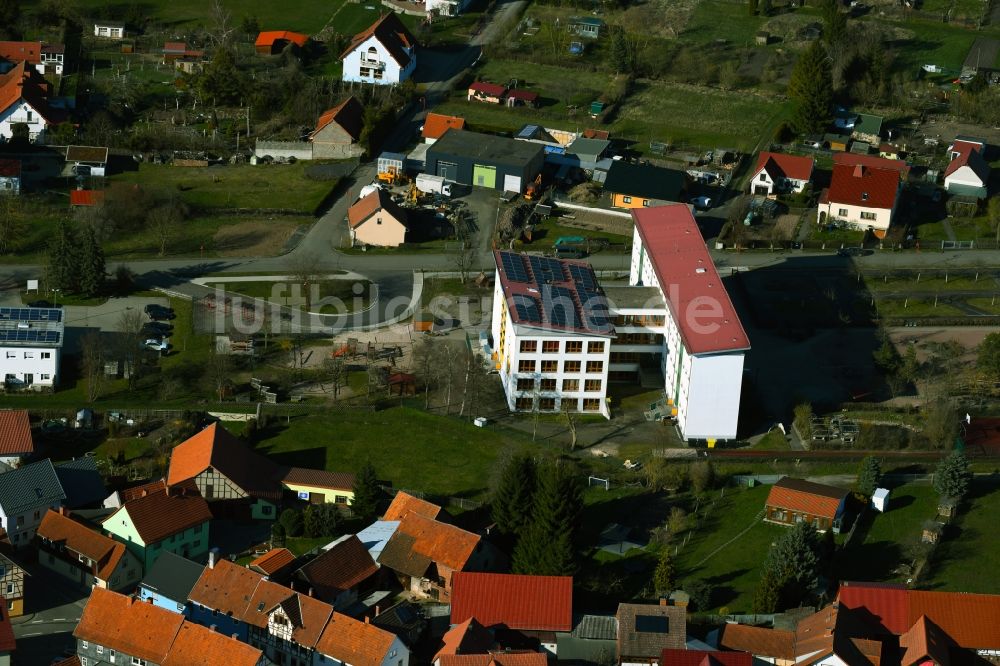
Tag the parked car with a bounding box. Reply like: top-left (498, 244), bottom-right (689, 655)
top-left (689, 196), bottom-right (712, 210)
top-left (142, 322), bottom-right (173, 335)
top-left (144, 338), bottom-right (169, 351)
top-left (145, 305), bottom-right (176, 321)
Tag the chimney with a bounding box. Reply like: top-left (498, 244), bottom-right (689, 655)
top-left (58, 506), bottom-right (68, 516)
top-left (146, 597), bottom-right (153, 604)
top-left (232, 634), bottom-right (239, 640)
top-left (659, 598), bottom-right (667, 606)
top-left (365, 616), bottom-right (370, 624)
top-left (141, 489), bottom-right (148, 498)
top-left (853, 164), bottom-right (865, 178)
top-left (308, 587), bottom-right (314, 598)
top-left (208, 551), bottom-right (216, 569)
top-left (375, 605), bottom-right (381, 617)
top-left (165, 485), bottom-right (171, 497)
top-left (209, 624), bottom-right (217, 632)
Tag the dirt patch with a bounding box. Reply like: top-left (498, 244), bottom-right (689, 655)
top-left (213, 220), bottom-right (306, 257)
top-left (887, 325), bottom-right (1000, 363)
top-left (557, 209), bottom-right (633, 236)
top-left (620, 0), bottom-right (699, 37)
top-left (774, 214), bottom-right (799, 240)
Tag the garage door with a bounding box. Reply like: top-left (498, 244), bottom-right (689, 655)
top-left (436, 161), bottom-right (458, 182)
top-left (473, 164), bottom-right (497, 189)
top-left (503, 174), bottom-right (522, 193)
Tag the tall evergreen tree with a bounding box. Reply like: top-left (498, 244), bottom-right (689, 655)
top-left (491, 453), bottom-right (537, 536)
top-left (608, 27), bottom-right (630, 74)
top-left (46, 220), bottom-right (79, 292)
top-left (787, 41), bottom-right (833, 135)
top-left (934, 450), bottom-right (972, 500)
top-left (856, 456), bottom-right (882, 497)
top-left (653, 548), bottom-right (676, 596)
top-left (78, 225), bottom-right (106, 297)
top-left (751, 565), bottom-right (782, 613)
top-left (820, 0), bottom-right (847, 45)
top-left (352, 461), bottom-right (382, 523)
top-left (512, 462), bottom-right (583, 575)
top-left (766, 521), bottom-right (823, 609)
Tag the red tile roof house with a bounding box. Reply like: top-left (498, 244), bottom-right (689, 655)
top-left (310, 96), bottom-right (366, 159)
top-left (0, 410), bottom-right (33, 467)
top-left (617, 601), bottom-right (688, 666)
top-left (660, 648), bottom-right (752, 666)
top-left (817, 162), bottom-right (902, 237)
top-left (248, 547), bottom-right (297, 578)
top-left (944, 138), bottom-right (990, 199)
top-left (450, 572), bottom-right (573, 655)
top-left (748, 152), bottom-right (815, 196)
top-left (255, 30), bottom-right (309, 55)
top-left (377, 510), bottom-right (499, 602)
top-left (763, 477), bottom-right (849, 533)
top-left (36, 508), bottom-right (142, 592)
top-left (423, 112), bottom-right (466, 144)
top-left (74, 587), bottom-right (264, 666)
top-left (291, 534), bottom-right (378, 609)
top-left (436, 654), bottom-right (549, 666)
top-left (0, 61), bottom-right (62, 141)
top-left (166, 423), bottom-right (283, 521)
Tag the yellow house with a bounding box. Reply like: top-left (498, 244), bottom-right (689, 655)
top-left (603, 161), bottom-right (686, 209)
top-left (348, 189), bottom-right (409, 247)
top-left (280, 468), bottom-right (356, 506)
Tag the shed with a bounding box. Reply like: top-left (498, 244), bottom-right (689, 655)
top-left (755, 31), bottom-right (769, 45)
top-left (425, 129), bottom-right (545, 193)
top-left (255, 30), bottom-right (309, 55)
top-left (505, 89), bottom-right (539, 108)
top-left (569, 16), bottom-right (605, 38)
top-left (824, 134), bottom-right (850, 151)
top-left (922, 520), bottom-right (944, 544)
top-left (872, 487), bottom-right (889, 512)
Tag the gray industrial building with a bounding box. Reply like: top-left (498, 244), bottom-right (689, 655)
top-left (424, 129), bottom-right (545, 193)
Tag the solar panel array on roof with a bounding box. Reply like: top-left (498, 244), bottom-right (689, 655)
top-left (501, 253), bottom-right (531, 283)
top-left (542, 285), bottom-right (580, 329)
top-left (0, 330), bottom-right (60, 343)
top-left (517, 125), bottom-right (540, 140)
top-left (512, 295), bottom-right (541, 323)
top-left (0, 307), bottom-right (62, 322)
top-left (528, 255), bottom-right (565, 284)
top-left (568, 264), bottom-right (597, 291)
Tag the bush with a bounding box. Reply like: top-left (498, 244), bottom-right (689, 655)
top-left (279, 508), bottom-right (303, 537)
top-left (684, 579), bottom-right (713, 612)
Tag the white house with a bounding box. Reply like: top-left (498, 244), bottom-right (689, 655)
top-left (0, 62), bottom-right (59, 142)
top-left (944, 138), bottom-right (990, 199)
top-left (0, 41), bottom-right (64, 76)
top-left (93, 21), bottom-right (125, 39)
top-left (490, 204), bottom-right (749, 442)
top-left (340, 13), bottom-right (416, 85)
top-left (629, 205), bottom-right (749, 442)
top-left (749, 151), bottom-right (815, 196)
top-left (491, 252), bottom-right (616, 419)
top-left (0, 306), bottom-right (63, 390)
top-left (0, 459), bottom-right (67, 547)
top-left (426, 0), bottom-right (473, 16)
top-left (40, 44), bottom-right (64, 75)
top-left (817, 162), bottom-right (901, 235)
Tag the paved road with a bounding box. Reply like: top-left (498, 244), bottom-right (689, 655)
top-left (12, 561), bottom-right (89, 664)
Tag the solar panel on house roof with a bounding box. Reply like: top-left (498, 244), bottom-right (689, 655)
top-left (528, 255), bottom-right (565, 283)
top-left (0, 330), bottom-right (60, 343)
top-left (0, 307), bottom-right (62, 322)
top-left (517, 125), bottom-right (540, 140)
top-left (501, 253), bottom-right (530, 283)
top-left (568, 264), bottom-right (597, 290)
top-left (512, 294), bottom-right (541, 323)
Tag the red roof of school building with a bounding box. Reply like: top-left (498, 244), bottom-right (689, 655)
top-left (422, 112), bottom-right (466, 140)
top-left (833, 152), bottom-right (910, 180)
top-left (450, 572), bottom-right (573, 632)
top-left (469, 81), bottom-right (507, 97)
top-left (255, 31), bottom-right (309, 48)
top-left (823, 163), bottom-right (900, 210)
top-left (765, 477), bottom-right (847, 520)
top-left (660, 649), bottom-right (753, 666)
top-left (838, 581), bottom-right (1000, 649)
top-left (0, 410), bottom-right (32, 456)
top-left (752, 151), bottom-right (814, 182)
top-left (631, 204), bottom-right (749, 355)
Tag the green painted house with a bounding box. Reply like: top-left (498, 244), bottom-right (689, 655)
top-left (102, 481), bottom-right (213, 572)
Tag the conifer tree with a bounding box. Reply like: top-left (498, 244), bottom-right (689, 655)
top-left (512, 462), bottom-right (582, 575)
top-left (934, 450), bottom-right (971, 500)
top-left (856, 456), bottom-right (881, 497)
top-left (352, 461), bottom-right (382, 523)
top-left (491, 453), bottom-right (537, 536)
top-left (46, 220), bottom-right (79, 293)
top-left (787, 41), bottom-right (833, 135)
top-left (78, 225), bottom-right (106, 297)
top-left (653, 548), bottom-right (676, 596)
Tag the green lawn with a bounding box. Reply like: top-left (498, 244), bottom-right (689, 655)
top-left (521, 218), bottom-right (630, 249)
top-left (473, 59), bottom-right (614, 114)
top-left (72, 0), bottom-right (347, 33)
top-left (929, 482), bottom-right (1000, 592)
top-left (250, 407), bottom-right (538, 498)
top-left (864, 274), bottom-right (990, 294)
top-left (672, 484), bottom-right (784, 613)
top-left (115, 163), bottom-right (339, 214)
top-left (835, 483), bottom-right (940, 583)
top-left (751, 429), bottom-right (791, 450)
top-left (874, 298), bottom-right (965, 319)
top-left (916, 216), bottom-right (992, 243)
top-left (886, 19), bottom-right (982, 73)
top-left (807, 224), bottom-right (866, 246)
top-left (683, 0), bottom-right (768, 44)
top-left (333, 3), bottom-right (422, 36)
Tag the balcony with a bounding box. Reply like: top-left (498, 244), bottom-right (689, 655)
top-left (360, 58), bottom-right (385, 70)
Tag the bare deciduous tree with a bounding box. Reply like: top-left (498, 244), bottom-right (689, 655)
top-left (209, 0), bottom-right (235, 49)
top-left (454, 235), bottom-right (477, 285)
top-left (80, 331), bottom-right (106, 402)
top-left (115, 308), bottom-right (145, 390)
top-left (561, 399), bottom-right (579, 450)
top-left (322, 357), bottom-right (347, 400)
top-left (204, 340), bottom-right (232, 401)
top-left (289, 251), bottom-right (324, 312)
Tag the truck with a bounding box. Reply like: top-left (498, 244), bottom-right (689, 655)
top-left (416, 173), bottom-right (452, 197)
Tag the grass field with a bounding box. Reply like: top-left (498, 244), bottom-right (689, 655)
top-left (874, 298), bottom-right (966, 318)
top-left (72, 0), bottom-right (347, 33)
top-left (673, 484), bottom-right (784, 613)
top-left (115, 163), bottom-right (338, 214)
top-left (684, 0), bottom-right (768, 44)
top-left (250, 407), bottom-right (538, 498)
top-left (929, 482), bottom-right (1000, 592)
top-left (835, 483), bottom-right (939, 583)
top-left (864, 274), bottom-right (990, 293)
top-left (887, 19), bottom-right (982, 73)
